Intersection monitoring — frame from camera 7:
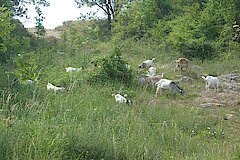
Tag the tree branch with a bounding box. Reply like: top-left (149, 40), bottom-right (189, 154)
top-left (92, 0), bottom-right (108, 15)
top-left (107, 0), bottom-right (114, 16)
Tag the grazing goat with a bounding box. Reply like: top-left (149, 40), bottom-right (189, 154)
top-left (175, 58), bottom-right (189, 71)
top-left (22, 79), bottom-right (35, 85)
top-left (139, 73), bottom-right (163, 86)
top-left (139, 58), bottom-right (155, 69)
top-left (155, 79), bottom-right (183, 97)
top-left (112, 93), bottom-right (132, 105)
top-left (65, 67), bottom-right (82, 72)
top-left (202, 76), bottom-right (220, 92)
top-left (147, 66), bottom-right (156, 77)
top-left (47, 83), bottom-right (65, 92)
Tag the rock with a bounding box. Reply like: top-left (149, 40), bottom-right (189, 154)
top-left (220, 71), bottom-right (240, 92)
top-left (224, 114), bottom-right (234, 120)
top-left (199, 103), bottom-right (224, 108)
top-left (180, 76), bottom-right (193, 83)
top-left (222, 82), bottom-right (240, 92)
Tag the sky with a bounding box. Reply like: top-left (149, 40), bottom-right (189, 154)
top-left (18, 0), bottom-right (105, 29)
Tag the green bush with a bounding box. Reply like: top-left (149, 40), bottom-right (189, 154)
top-left (13, 52), bottom-right (42, 83)
top-left (180, 42), bottom-right (216, 62)
top-left (91, 47), bottom-right (134, 85)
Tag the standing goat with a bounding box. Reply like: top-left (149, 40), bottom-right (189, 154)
top-left (202, 76), bottom-right (220, 92)
top-left (175, 58), bottom-right (189, 71)
top-left (139, 58), bottom-right (155, 69)
top-left (155, 79), bottom-right (183, 97)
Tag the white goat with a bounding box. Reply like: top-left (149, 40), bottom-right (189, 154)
top-left (147, 66), bottom-right (156, 77)
top-left (175, 58), bottom-right (189, 71)
top-left (155, 79), bottom-right (183, 97)
top-left (65, 67), bottom-right (82, 72)
top-left (112, 93), bottom-right (131, 105)
top-left (139, 58), bottom-right (155, 69)
top-left (22, 79), bottom-right (35, 85)
top-left (202, 76), bottom-right (220, 92)
top-left (47, 83), bottom-right (65, 92)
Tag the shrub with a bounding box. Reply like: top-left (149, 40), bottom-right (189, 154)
top-left (91, 47), bottom-right (134, 85)
top-left (180, 42), bottom-right (216, 62)
top-left (13, 52), bottom-right (42, 83)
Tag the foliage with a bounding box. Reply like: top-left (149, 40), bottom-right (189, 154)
top-left (0, 0), bottom-right (49, 17)
top-left (1, 0), bottom-right (240, 159)
top-left (153, 1), bottom-right (239, 61)
top-left (13, 52), bottom-right (42, 83)
top-left (0, 0), bottom-right (49, 34)
top-left (91, 47), bottom-right (134, 85)
top-left (0, 6), bottom-right (16, 54)
top-left (75, 0), bottom-right (115, 30)
top-left (180, 42), bottom-right (215, 62)
top-left (0, 18), bottom-right (37, 63)
top-left (75, 0), bottom-right (140, 31)
top-left (34, 5), bottom-right (46, 36)
top-left (113, 0), bottom-right (159, 41)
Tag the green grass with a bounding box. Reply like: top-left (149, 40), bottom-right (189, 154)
top-left (0, 40), bottom-right (240, 160)
top-left (1, 83), bottom-right (239, 159)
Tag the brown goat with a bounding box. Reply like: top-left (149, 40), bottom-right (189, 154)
top-left (138, 74), bottom-right (163, 86)
top-left (175, 58), bottom-right (189, 71)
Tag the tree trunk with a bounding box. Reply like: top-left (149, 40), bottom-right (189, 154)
top-left (107, 13), bottom-right (112, 30)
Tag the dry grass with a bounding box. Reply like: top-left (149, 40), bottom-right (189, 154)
top-left (27, 28), bottom-right (61, 39)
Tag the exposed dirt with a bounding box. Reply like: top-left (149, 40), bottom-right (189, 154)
top-left (190, 71), bottom-right (240, 108)
top-left (194, 90), bottom-right (240, 107)
top-left (27, 28), bottom-right (61, 39)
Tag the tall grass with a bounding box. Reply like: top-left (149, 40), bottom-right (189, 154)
top-left (1, 79), bottom-right (239, 159)
top-left (0, 39), bottom-right (240, 159)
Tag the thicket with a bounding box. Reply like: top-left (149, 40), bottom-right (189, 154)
top-left (113, 0), bottom-right (240, 61)
top-left (0, 0), bottom-right (239, 91)
top-left (88, 47), bottom-right (134, 85)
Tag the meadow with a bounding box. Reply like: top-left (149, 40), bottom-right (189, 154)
top-left (1, 37), bottom-right (240, 160)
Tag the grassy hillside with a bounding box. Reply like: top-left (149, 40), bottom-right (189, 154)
top-left (1, 20), bottom-right (240, 160)
top-left (1, 0), bottom-right (240, 156)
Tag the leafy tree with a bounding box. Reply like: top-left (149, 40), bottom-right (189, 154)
top-left (0, 0), bottom-right (49, 35)
top-left (0, 0), bottom-right (49, 17)
top-left (75, 0), bottom-right (115, 30)
top-left (167, 4), bottom-right (216, 61)
top-left (113, 0), bottom-right (159, 40)
top-left (153, 0), bottom-right (240, 61)
top-left (34, 5), bottom-right (46, 36)
top-left (75, 0), bottom-right (137, 30)
top-left (0, 6), bottom-right (16, 61)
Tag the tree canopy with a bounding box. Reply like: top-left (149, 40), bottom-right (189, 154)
top-left (74, 0), bottom-right (138, 30)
